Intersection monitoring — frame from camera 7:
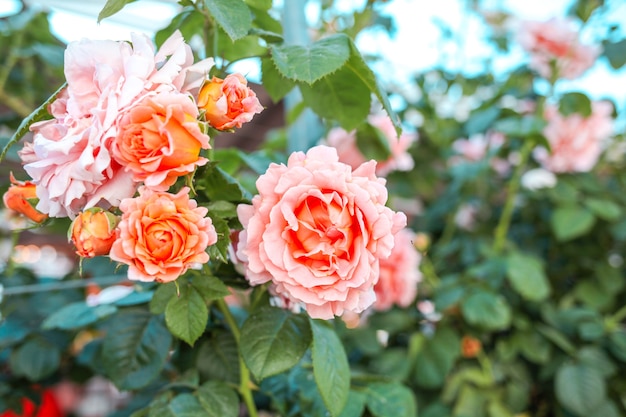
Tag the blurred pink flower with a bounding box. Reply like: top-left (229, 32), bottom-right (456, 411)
top-left (517, 17), bottom-right (600, 80)
top-left (324, 114), bottom-right (417, 176)
top-left (373, 228), bottom-right (422, 311)
top-left (449, 132), bottom-right (510, 175)
top-left (236, 145), bottom-right (407, 320)
top-left (534, 101), bottom-right (613, 173)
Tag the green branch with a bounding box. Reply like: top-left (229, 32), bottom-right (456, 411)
top-left (216, 298), bottom-right (259, 417)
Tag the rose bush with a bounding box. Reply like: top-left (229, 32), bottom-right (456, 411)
top-left (1, 1), bottom-right (626, 417)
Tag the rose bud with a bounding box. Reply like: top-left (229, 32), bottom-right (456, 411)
top-left (2, 172), bottom-right (47, 223)
top-left (69, 208), bottom-right (119, 258)
top-left (197, 73), bottom-right (263, 130)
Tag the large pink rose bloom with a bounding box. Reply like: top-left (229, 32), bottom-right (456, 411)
top-left (534, 101), bottom-right (613, 173)
top-left (373, 228), bottom-right (422, 311)
top-left (236, 145), bottom-right (407, 319)
top-left (20, 31), bottom-right (213, 218)
top-left (325, 115), bottom-right (417, 176)
top-left (517, 17), bottom-right (600, 80)
top-left (109, 186), bottom-right (217, 283)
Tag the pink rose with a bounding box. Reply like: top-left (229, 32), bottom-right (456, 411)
top-left (373, 228), bottom-right (422, 311)
top-left (236, 145), bottom-right (407, 319)
top-left (197, 73), bottom-right (264, 130)
top-left (109, 187), bottom-right (217, 283)
top-left (112, 92), bottom-right (210, 191)
top-left (534, 101), bottom-right (613, 173)
top-left (324, 114), bottom-right (417, 176)
top-left (517, 17), bottom-right (600, 80)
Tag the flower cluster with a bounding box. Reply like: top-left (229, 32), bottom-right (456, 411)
top-left (7, 31), bottom-right (263, 283)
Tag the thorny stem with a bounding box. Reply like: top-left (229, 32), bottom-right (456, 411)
top-left (216, 298), bottom-right (259, 417)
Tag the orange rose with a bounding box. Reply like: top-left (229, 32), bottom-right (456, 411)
top-left (69, 208), bottom-right (119, 258)
top-left (2, 173), bottom-right (47, 223)
top-left (109, 186), bottom-right (217, 283)
top-left (197, 73), bottom-right (263, 130)
top-left (112, 91), bottom-right (210, 191)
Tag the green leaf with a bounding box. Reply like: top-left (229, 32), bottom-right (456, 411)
top-left (311, 320), bottom-right (350, 417)
top-left (364, 382), bottom-right (417, 417)
top-left (493, 115), bottom-right (546, 137)
top-left (559, 92), bottom-right (592, 117)
top-left (42, 301), bottom-right (117, 330)
top-left (165, 285), bottom-right (208, 346)
top-left (150, 282), bottom-right (178, 314)
top-left (197, 331), bottom-right (240, 384)
top-left (0, 82), bottom-right (66, 164)
top-left (461, 291), bottom-right (512, 330)
top-left (578, 346), bottom-right (617, 378)
top-left (206, 212), bottom-right (231, 264)
top-left (10, 337), bottom-right (60, 381)
top-left (355, 122), bottom-right (392, 161)
top-left (413, 327), bottom-right (461, 388)
top-left (584, 198), bottom-right (622, 221)
top-left (344, 40), bottom-right (402, 136)
top-left (551, 205), bottom-right (596, 241)
top-left (271, 34), bottom-right (351, 84)
top-left (300, 65), bottom-right (371, 132)
top-left (261, 57), bottom-right (295, 103)
top-left (338, 390), bottom-right (367, 417)
top-left (190, 275), bottom-right (230, 303)
top-left (465, 107), bottom-right (501, 136)
top-left (603, 38), bottom-right (626, 69)
top-left (240, 307), bottom-right (312, 380)
top-left (196, 162), bottom-right (252, 203)
top-left (205, 0), bottom-right (252, 41)
top-left (555, 363), bottom-right (606, 416)
top-left (102, 310), bottom-right (172, 390)
top-left (245, 0), bottom-right (272, 10)
top-left (196, 381), bottom-right (239, 417)
top-left (97, 0), bottom-right (135, 23)
top-left (608, 330), bottom-right (626, 362)
top-left (169, 393), bottom-right (206, 416)
top-left (506, 252), bottom-right (551, 301)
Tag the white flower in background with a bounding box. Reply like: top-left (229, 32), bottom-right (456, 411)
top-left (521, 168), bottom-right (558, 191)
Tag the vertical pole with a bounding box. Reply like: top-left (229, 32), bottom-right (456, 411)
top-left (282, 0), bottom-right (322, 153)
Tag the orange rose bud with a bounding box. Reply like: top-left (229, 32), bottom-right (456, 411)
top-left (461, 335), bottom-right (482, 358)
top-left (69, 208), bottom-right (119, 258)
top-left (2, 173), bottom-right (47, 223)
top-left (197, 73), bottom-right (263, 131)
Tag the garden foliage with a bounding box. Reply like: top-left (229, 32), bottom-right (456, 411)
top-left (1, 0), bottom-right (626, 416)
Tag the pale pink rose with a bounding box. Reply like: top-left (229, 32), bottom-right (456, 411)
top-left (112, 91), bottom-right (210, 191)
top-left (109, 186), bottom-right (217, 283)
top-left (517, 17), bottom-right (600, 80)
top-left (236, 145), bottom-right (407, 320)
top-left (20, 31), bottom-right (213, 218)
top-left (197, 73), bottom-right (264, 130)
top-left (24, 119), bottom-right (136, 218)
top-left (534, 101), bottom-right (613, 173)
top-left (373, 228), bottom-right (422, 311)
top-left (324, 115), bottom-right (417, 176)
